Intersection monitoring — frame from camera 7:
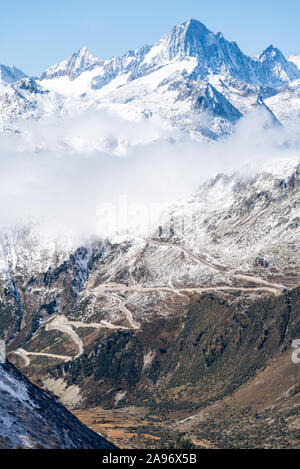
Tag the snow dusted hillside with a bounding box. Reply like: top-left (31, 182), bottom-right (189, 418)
top-left (1, 19), bottom-right (300, 139)
top-left (0, 362), bottom-right (115, 448)
top-left (265, 80), bottom-right (300, 123)
top-left (160, 158), bottom-right (300, 286)
top-left (1, 157), bottom-right (299, 349)
top-left (86, 157), bottom-right (300, 298)
top-left (1, 156), bottom-right (299, 411)
top-left (0, 78), bottom-right (64, 129)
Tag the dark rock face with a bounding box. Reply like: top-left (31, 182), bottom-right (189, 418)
top-left (0, 362), bottom-right (116, 449)
top-left (194, 84), bottom-right (242, 122)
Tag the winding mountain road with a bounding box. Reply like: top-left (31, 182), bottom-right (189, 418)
top-left (10, 348), bottom-right (72, 367)
top-left (146, 238), bottom-right (287, 293)
top-left (45, 320), bottom-right (84, 359)
top-left (11, 237), bottom-right (287, 367)
top-left (89, 282), bottom-right (283, 297)
top-left (88, 289), bottom-right (140, 329)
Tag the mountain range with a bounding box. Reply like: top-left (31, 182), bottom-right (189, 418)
top-left (1, 19), bottom-right (300, 449)
top-left (1, 18), bottom-right (300, 139)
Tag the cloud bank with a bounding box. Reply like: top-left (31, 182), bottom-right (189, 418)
top-left (1, 108), bottom-right (300, 240)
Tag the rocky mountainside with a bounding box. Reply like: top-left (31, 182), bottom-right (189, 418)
top-left (0, 157), bottom-right (298, 424)
top-left (0, 361), bottom-right (115, 448)
top-left (1, 19), bottom-right (300, 138)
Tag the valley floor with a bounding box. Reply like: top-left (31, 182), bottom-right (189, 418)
top-left (72, 351), bottom-right (300, 449)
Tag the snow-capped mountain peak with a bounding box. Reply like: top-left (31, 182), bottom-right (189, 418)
top-left (40, 18), bottom-right (300, 90)
top-left (0, 64), bottom-right (27, 87)
top-left (1, 19), bottom-right (300, 141)
top-left (256, 44), bottom-right (279, 59)
top-left (165, 18), bottom-right (215, 60)
top-left (154, 19), bottom-right (298, 87)
top-left (41, 46), bottom-right (102, 81)
top-left (256, 45), bottom-right (300, 83)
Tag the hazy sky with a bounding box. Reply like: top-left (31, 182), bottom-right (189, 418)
top-left (1, 0), bottom-right (300, 76)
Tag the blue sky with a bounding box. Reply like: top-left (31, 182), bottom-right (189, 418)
top-left (1, 0), bottom-right (300, 76)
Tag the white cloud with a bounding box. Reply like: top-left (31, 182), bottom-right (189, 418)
top-left (0, 107), bottom-right (299, 240)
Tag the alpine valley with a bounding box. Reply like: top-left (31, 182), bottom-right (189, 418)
top-left (1, 19), bottom-right (300, 449)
